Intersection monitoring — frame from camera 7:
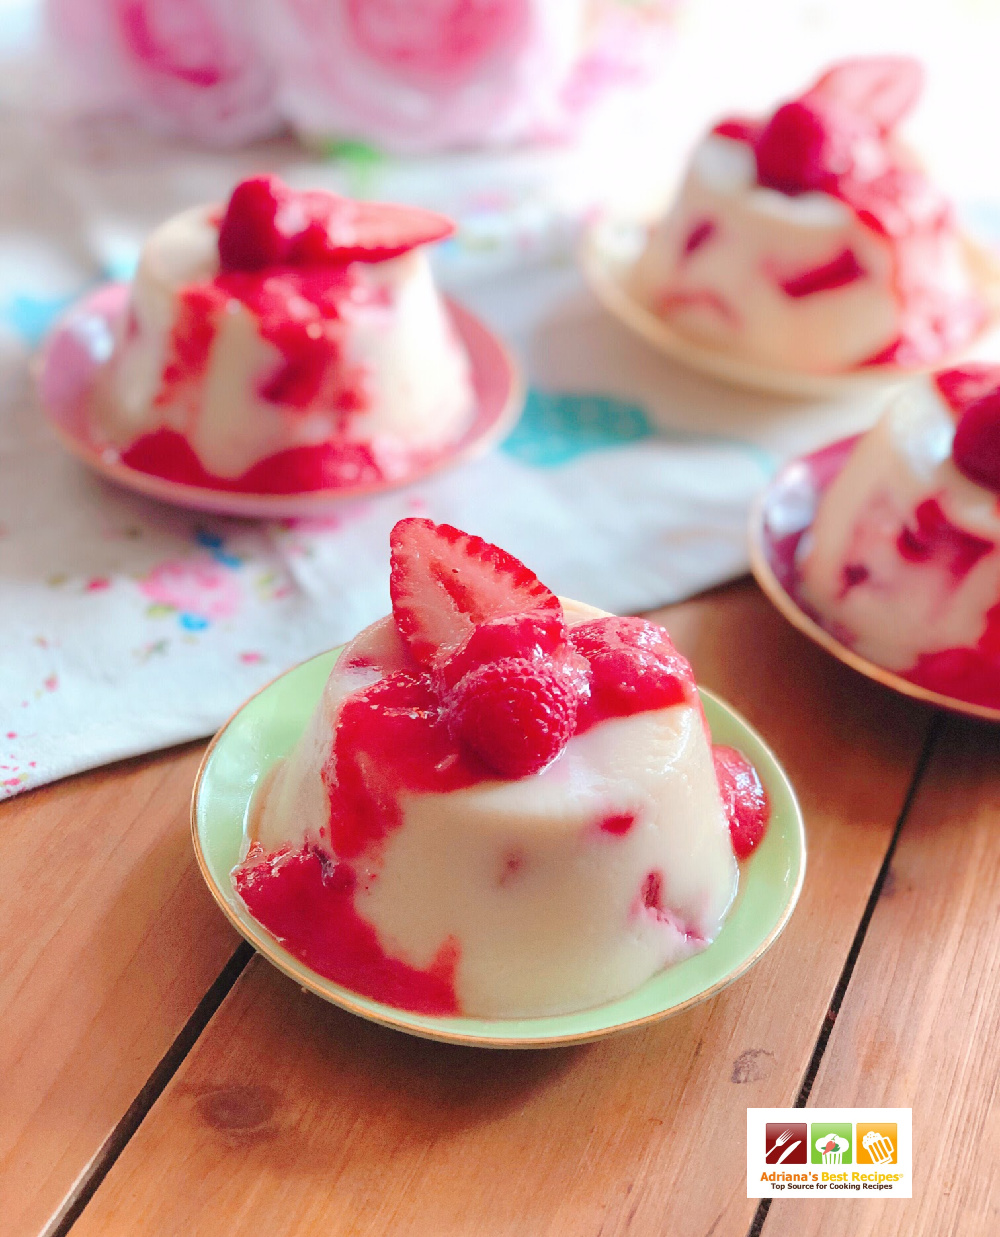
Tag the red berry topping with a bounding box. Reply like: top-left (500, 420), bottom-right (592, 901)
top-left (713, 745), bottom-right (769, 860)
top-left (571, 617), bottom-right (694, 730)
top-left (218, 176), bottom-right (289, 272)
top-left (754, 100), bottom-right (858, 196)
top-left (439, 610), bottom-right (568, 689)
top-left (806, 56), bottom-right (923, 134)
top-left (389, 518), bottom-right (562, 668)
top-left (952, 389), bottom-right (1000, 494)
top-left (934, 364), bottom-right (1000, 420)
top-left (450, 657), bottom-right (577, 779)
top-left (217, 176), bottom-right (455, 273)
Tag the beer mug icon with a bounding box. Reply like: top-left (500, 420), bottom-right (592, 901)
top-left (862, 1129), bottom-right (895, 1165)
top-left (815, 1132), bottom-right (849, 1165)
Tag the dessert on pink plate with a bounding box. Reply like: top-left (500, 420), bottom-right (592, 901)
top-left (798, 364), bottom-right (1000, 706)
top-left (634, 57), bottom-right (987, 374)
top-left (93, 175), bottom-right (473, 494)
top-left (232, 518), bottom-right (770, 1018)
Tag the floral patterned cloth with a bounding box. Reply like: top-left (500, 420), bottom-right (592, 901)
top-left (4, 1), bottom-right (998, 797)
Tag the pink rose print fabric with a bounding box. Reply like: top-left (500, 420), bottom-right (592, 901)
top-left (47, 0), bottom-right (282, 146)
top-left (46, 0), bottom-right (674, 151)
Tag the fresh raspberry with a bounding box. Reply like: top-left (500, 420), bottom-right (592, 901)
top-left (571, 617), bottom-right (694, 730)
top-left (218, 176), bottom-right (289, 272)
top-left (450, 657), bottom-right (576, 779)
top-left (389, 518), bottom-right (562, 668)
top-left (439, 611), bottom-right (568, 689)
top-left (713, 746), bottom-right (769, 860)
top-left (754, 101), bottom-right (857, 196)
top-left (952, 389), bottom-right (1000, 493)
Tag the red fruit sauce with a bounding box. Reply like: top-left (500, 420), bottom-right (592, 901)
top-left (233, 846), bottom-right (460, 1014)
top-left (895, 498), bottom-right (994, 580)
top-left (127, 177), bottom-right (456, 494)
top-left (709, 59), bottom-right (984, 367)
top-left (905, 595), bottom-right (1000, 706)
top-left (236, 615), bottom-right (770, 1013)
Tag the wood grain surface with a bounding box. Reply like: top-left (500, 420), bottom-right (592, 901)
top-left (763, 713), bottom-right (1000, 1237)
top-left (0, 743), bottom-right (239, 1237)
top-left (67, 583), bottom-right (933, 1237)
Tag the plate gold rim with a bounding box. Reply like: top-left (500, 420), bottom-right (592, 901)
top-left (189, 653), bottom-right (806, 1049)
top-left (748, 455), bottom-right (1000, 724)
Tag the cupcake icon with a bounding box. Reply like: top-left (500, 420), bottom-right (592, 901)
top-left (862, 1129), bottom-right (895, 1165)
top-left (815, 1132), bottom-right (849, 1165)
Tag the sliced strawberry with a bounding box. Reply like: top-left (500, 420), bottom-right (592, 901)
top-left (805, 56), bottom-right (923, 133)
top-left (218, 176), bottom-right (290, 272)
top-left (287, 194), bottom-right (455, 266)
top-left (389, 519), bottom-right (563, 668)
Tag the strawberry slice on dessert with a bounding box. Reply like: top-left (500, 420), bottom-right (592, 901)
top-left (389, 517), bottom-right (563, 669)
top-left (218, 175), bottom-right (455, 273)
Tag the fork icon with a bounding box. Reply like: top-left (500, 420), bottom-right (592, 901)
top-left (765, 1129), bottom-right (793, 1162)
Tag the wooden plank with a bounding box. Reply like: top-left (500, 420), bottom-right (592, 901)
top-left (69, 583), bottom-right (932, 1237)
top-left (0, 743), bottom-right (239, 1237)
top-left (762, 713), bottom-right (1000, 1237)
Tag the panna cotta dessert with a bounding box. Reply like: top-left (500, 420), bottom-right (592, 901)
top-left (94, 176), bottom-right (473, 493)
top-left (635, 57), bottom-right (987, 374)
top-left (233, 518), bottom-right (770, 1018)
top-left (798, 364), bottom-right (1000, 706)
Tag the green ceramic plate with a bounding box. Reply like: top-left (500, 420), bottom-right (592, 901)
top-left (192, 650), bottom-right (806, 1048)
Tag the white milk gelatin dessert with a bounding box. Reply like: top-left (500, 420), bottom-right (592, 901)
top-left (95, 175), bottom-right (472, 493)
top-left (635, 57), bottom-right (986, 374)
top-left (798, 364), bottom-right (1000, 706)
top-left (234, 518), bottom-right (771, 1017)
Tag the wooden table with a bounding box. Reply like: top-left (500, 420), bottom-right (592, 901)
top-left (3, 579), bottom-right (998, 1236)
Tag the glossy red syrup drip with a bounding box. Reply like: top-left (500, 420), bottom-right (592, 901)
top-left (779, 249), bottom-right (865, 298)
top-left (895, 498), bottom-right (994, 582)
top-left (234, 847), bottom-right (459, 1014)
top-left (121, 427), bottom-right (383, 494)
top-left (713, 745), bottom-right (769, 860)
top-left (154, 286), bottom-right (227, 405)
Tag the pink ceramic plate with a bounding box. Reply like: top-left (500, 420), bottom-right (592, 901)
top-left (749, 435), bottom-right (1000, 722)
top-left (37, 283), bottom-right (523, 518)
